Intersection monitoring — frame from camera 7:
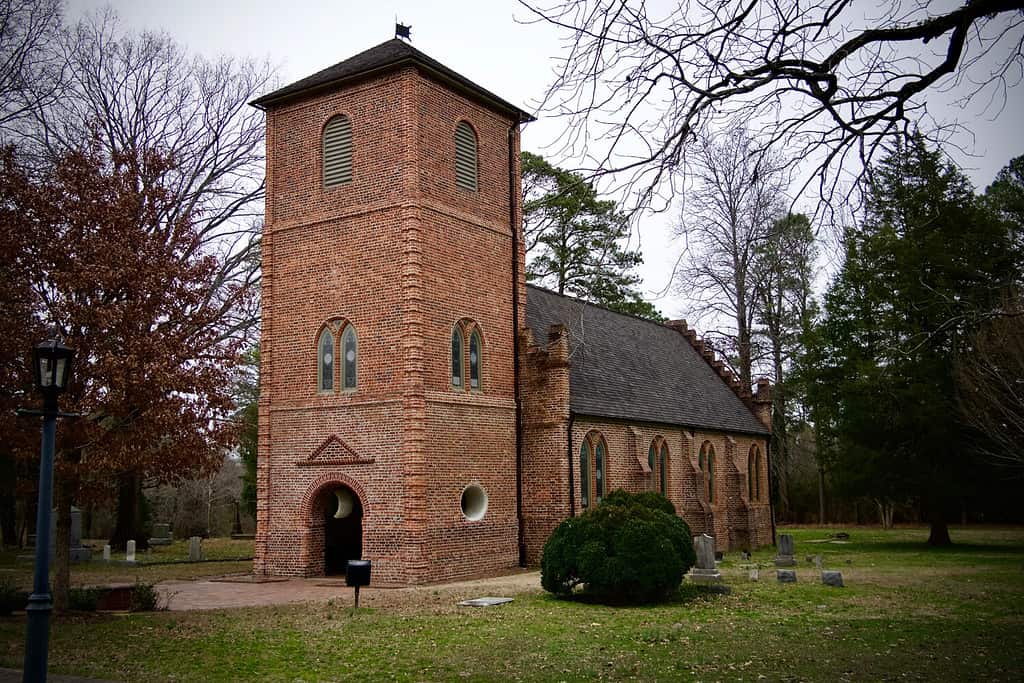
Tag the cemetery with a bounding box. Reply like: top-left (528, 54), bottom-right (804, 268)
top-left (1, 525), bottom-right (1022, 680)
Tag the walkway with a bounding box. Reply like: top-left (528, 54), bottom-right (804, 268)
top-left (160, 569), bottom-right (542, 611)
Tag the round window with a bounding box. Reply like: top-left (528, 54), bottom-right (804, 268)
top-left (460, 484), bottom-right (488, 521)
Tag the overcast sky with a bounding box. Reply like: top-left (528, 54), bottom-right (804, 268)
top-left (64, 0), bottom-right (1024, 320)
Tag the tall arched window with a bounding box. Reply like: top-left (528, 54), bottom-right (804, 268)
top-left (323, 114), bottom-right (353, 187)
top-left (579, 440), bottom-right (591, 509)
top-left (699, 441), bottom-right (716, 504)
top-left (317, 328), bottom-right (335, 392)
top-left (454, 121), bottom-right (478, 191)
top-left (649, 437), bottom-right (669, 496)
top-left (469, 330), bottom-right (482, 390)
top-left (450, 320), bottom-right (483, 392)
top-left (342, 325), bottom-right (358, 390)
top-left (659, 441), bottom-right (669, 496)
top-left (748, 444), bottom-right (763, 502)
top-left (316, 319), bottom-right (358, 393)
top-left (451, 325), bottom-right (464, 388)
top-left (579, 431), bottom-right (607, 510)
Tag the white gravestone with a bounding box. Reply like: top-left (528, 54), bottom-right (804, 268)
top-left (189, 536), bottom-right (202, 562)
top-left (126, 539), bottom-right (136, 563)
top-left (102, 544), bottom-right (111, 561)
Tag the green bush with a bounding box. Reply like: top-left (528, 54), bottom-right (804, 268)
top-left (68, 587), bottom-right (101, 612)
top-left (541, 489), bottom-right (696, 604)
top-left (129, 581), bottom-right (164, 612)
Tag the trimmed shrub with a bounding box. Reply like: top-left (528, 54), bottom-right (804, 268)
top-left (541, 489), bottom-right (696, 604)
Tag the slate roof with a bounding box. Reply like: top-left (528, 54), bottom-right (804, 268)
top-left (525, 285), bottom-right (769, 436)
top-left (251, 38), bottom-right (535, 122)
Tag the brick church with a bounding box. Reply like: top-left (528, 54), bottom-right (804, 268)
top-left (250, 38), bottom-right (774, 585)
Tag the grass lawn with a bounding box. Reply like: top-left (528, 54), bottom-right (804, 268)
top-left (0, 538), bottom-right (254, 587)
top-left (2, 526), bottom-right (1022, 681)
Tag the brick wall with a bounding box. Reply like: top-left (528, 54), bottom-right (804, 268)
top-left (257, 64), bottom-right (524, 584)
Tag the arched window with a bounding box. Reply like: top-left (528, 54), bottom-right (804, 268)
top-left (699, 441), bottom-right (716, 504)
top-left (342, 325), bottom-right (358, 390)
top-left (454, 121), bottom-right (478, 191)
top-left (317, 328), bottom-right (335, 392)
top-left (323, 115), bottom-right (353, 187)
top-left (450, 320), bottom-right (483, 392)
top-left (579, 440), bottom-right (591, 510)
top-left (579, 431), bottom-right (607, 510)
top-left (659, 441), bottom-right (669, 496)
top-left (469, 329), bottom-right (482, 390)
top-left (451, 325), bottom-right (464, 388)
top-left (649, 437), bottom-right (669, 496)
top-left (748, 444), bottom-right (763, 502)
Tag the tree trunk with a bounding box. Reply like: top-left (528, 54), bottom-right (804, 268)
top-left (817, 464), bottom-right (826, 525)
top-left (927, 502), bottom-right (952, 546)
top-left (53, 478), bottom-right (72, 612)
top-left (110, 471), bottom-right (149, 550)
top-left (0, 450), bottom-right (16, 549)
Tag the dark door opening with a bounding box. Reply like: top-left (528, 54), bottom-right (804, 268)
top-left (324, 487), bottom-right (363, 576)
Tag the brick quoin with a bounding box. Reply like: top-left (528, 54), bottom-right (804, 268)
top-left (253, 40), bottom-right (774, 585)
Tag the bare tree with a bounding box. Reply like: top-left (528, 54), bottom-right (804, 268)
top-left (0, 0), bottom-right (62, 131)
top-left (673, 125), bottom-right (786, 387)
top-left (957, 294), bottom-right (1024, 472)
top-left (519, 0), bottom-right (1024, 208)
top-left (16, 9), bottom-right (274, 344)
top-left (753, 212), bottom-right (817, 518)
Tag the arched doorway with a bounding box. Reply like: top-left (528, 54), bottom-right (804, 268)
top-left (322, 485), bottom-right (363, 575)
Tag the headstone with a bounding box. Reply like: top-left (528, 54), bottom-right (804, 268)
top-left (776, 569), bottom-right (797, 583)
top-left (774, 533), bottom-right (796, 567)
top-left (821, 570), bottom-right (844, 587)
top-left (102, 544), bottom-right (111, 561)
top-left (748, 567), bottom-right (759, 582)
top-left (687, 534), bottom-right (722, 584)
top-left (741, 550), bottom-right (751, 561)
top-left (189, 536), bottom-right (202, 562)
top-left (814, 554), bottom-right (823, 570)
top-left (46, 506), bottom-right (92, 562)
top-left (149, 523), bottom-right (173, 546)
top-left (126, 539), bottom-right (136, 563)
top-left (458, 597), bottom-right (514, 607)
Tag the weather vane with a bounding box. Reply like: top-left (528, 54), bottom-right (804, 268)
top-left (395, 21), bottom-right (411, 42)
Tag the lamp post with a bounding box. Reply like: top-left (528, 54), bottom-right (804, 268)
top-left (20, 335), bottom-right (75, 683)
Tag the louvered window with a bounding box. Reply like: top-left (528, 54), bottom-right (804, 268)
top-left (323, 115), bottom-right (353, 187)
top-left (454, 121), bottom-right (478, 191)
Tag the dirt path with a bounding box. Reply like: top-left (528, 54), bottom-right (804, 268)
top-left (161, 569), bottom-right (542, 612)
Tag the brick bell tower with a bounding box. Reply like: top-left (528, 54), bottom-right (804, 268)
top-left (251, 39), bottom-right (533, 584)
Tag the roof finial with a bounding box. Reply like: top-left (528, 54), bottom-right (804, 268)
top-left (395, 21), bottom-right (412, 42)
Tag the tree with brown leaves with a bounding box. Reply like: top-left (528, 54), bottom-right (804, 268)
top-left (1, 142), bottom-right (241, 606)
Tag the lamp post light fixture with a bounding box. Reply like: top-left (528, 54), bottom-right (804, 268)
top-left (20, 334), bottom-right (76, 683)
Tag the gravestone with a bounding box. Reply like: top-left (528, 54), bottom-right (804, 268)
top-left (776, 569), bottom-right (797, 583)
top-left (749, 567), bottom-right (759, 582)
top-left (126, 539), bottom-right (136, 563)
top-left (814, 554), bottom-right (823, 570)
top-left (45, 506), bottom-right (92, 563)
top-left (102, 544), bottom-right (111, 561)
top-left (149, 523), bottom-right (173, 546)
top-left (821, 571), bottom-right (844, 587)
top-left (687, 534), bottom-right (722, 584)
top-left (189, 536), bottom-right (202, 562)
top-left (774, 533), bottom-right (796, 567)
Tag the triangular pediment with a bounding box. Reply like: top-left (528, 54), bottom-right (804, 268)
top-left (299, 434), bottom-right (374, 467)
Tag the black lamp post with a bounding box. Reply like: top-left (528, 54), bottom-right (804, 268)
top-left (20, 335), bottom-right (75, 683)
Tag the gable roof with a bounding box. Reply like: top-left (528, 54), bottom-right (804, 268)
top-left (251, 38), bottom-right (535, 122)
top-left (525, 285), bottom-right (769, 436)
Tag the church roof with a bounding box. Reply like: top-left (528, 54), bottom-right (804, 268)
top-left (251, 38), bottom-right (535, 122)
top-left (525, 285), bottom-right (770, 436)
